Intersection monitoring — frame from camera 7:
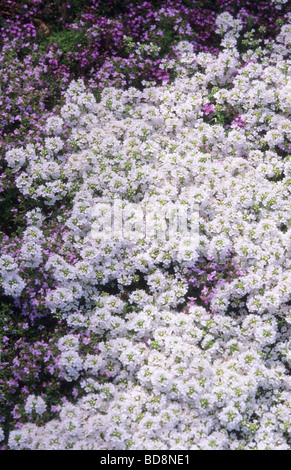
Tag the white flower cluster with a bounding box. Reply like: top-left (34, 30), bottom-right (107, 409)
top-left (0, 254), bottom-right (26, 297)
top-left (6, 18), bottom-right (291, 450)
top-left (20, 226), bottom-right (43, 268)
top-left (24, 395), bottom-right (47, 416)
top-left (45, 116), bottom-right (64, 136)
top-left (8, 305), bottom-right (291, 450)
top-left (215, 12), bottom-right (243, 37)
top-left (25, 208), bottom-right (43, 228)
top-left (57, 335), bottom-right (83, 382)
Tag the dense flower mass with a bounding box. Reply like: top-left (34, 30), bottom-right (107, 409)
top-left (0, 0), bottom-right (290, 451)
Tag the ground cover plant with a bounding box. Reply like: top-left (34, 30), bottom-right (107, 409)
top-left (0, 0), bottom-right (290, 450)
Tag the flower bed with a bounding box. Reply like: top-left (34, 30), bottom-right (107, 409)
top-left (0, 0), bottom-right (290, 451)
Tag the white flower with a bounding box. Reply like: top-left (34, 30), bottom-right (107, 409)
top-left (5, 147), bottom-right (26, 171)
top-left (25, 395), bottom-right (47, 416)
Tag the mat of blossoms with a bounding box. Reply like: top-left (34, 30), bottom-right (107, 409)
top-left (0, 0), bottom-right (290, 451)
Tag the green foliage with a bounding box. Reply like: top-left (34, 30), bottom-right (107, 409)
top-left (44, 28), bottom-right (89, 54)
